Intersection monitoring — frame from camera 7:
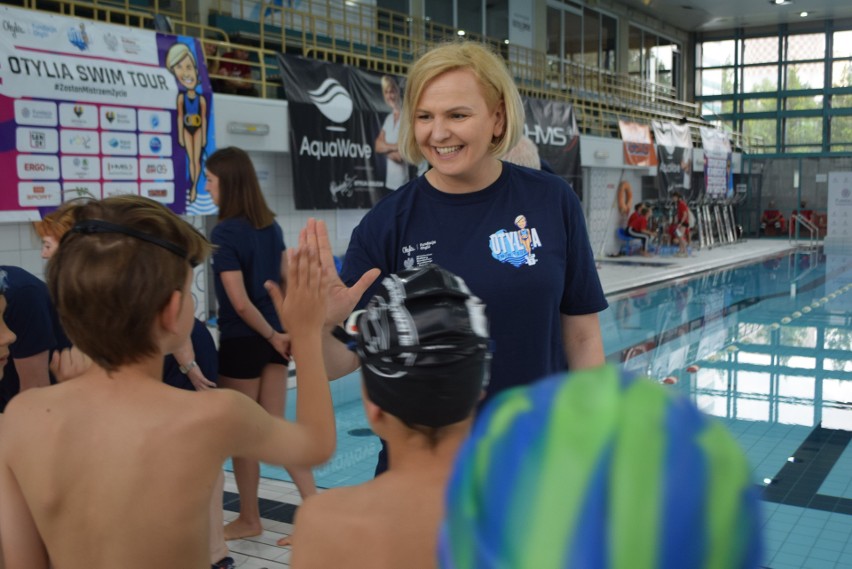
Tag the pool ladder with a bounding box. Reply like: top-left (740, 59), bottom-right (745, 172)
top-left (788, 215), bottom-right (819, 250)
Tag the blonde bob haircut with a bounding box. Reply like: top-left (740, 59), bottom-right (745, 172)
top-left (398, 41), bottom-right (524, 166)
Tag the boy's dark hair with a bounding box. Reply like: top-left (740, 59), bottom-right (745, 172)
top-left (47, 195), bottom-right (211, 372)
top-left (206, 146), bottom-right (275, 229)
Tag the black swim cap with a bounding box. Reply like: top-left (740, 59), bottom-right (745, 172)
top-left (353, 264), bottom-right (490, 428)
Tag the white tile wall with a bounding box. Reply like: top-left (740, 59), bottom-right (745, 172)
top-left (0, 220), bottom-right (44, 278)
top-left (248, 150), bottom-right (365, 258)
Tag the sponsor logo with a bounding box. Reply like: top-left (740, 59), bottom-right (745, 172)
top-left (107, 162), bottom-right (135, 174)
top-left (67, 23), bottom-right (91, 51)
top-left (308, 78), bottom-right (353, 123)
top-left (149, 137), bottom-right (162, 153)
top-left (16, 101), bottom-right (57, 125)
top-left (2, 20), bottom-right (26, 39)
top-left (300, 137), bottom-right (372, 161)
top-left (103, 33), bottom-right (118, 51)
top-left (105, 111), bottom-right (116, 123)
top-left (19, 182), bottom-right (61, 205)
top-left (524, 124), bottom-right (571, 147)
top-left (67, 133), bottom-right (94, 149)
top-left (29, 131), bottom-right (46, 149)
top-left (145, 162), bottom-right (170, 174)
top-left (24, 162), bottom-right (54, 172)
top-left (32, 22), bottom-right (58, 39)
top-left (73, 105), bottom-right (84, 118)
top-left (121, 36), bottom-right (140, 54)
top-left (150, 115), bottom-right (160, 128)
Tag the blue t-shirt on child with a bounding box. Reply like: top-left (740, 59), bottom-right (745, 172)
top-left (0, 266), bottom-right (70, 411)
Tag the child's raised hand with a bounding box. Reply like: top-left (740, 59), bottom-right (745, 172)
top-left (266, 235), bottom-right (326, 341)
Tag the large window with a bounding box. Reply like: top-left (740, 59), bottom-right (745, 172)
top-left (696, 24), bottom-right (852, 155)
top-left (546, 1), bottom-right (618, 88)
top-left (629, 25), bottom-right (681, 95)
top-left (423, 0), bottom-right (508, 39)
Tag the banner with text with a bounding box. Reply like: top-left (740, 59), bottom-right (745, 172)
top-left (277, 54), bottom-right (415, 209)
top-left (699, 127), bottom-right (732, 199)
top-left (618, 120), bottom-right (658, 167)
top-left (522, 97), bottom-right (581, 198)
top-left (652, 120), bottom-right (693, 199)
top-left (0, 5), bottom-right (216, 218)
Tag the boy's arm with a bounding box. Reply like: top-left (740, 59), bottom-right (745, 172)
top-left (227, 227), bottom-right (335, 467)
top-left (268, 225), bottom-right (335, 461)
top-left (0, 428), bottom-right (50, 569)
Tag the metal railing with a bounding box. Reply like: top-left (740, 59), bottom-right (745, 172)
top-left (789, 214), bottom-right (819, 249)
top-left (15, 0), bottom-right (762, 150)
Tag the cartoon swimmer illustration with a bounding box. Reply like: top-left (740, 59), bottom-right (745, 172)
top-left (166, 43), bottom-right (207, 203)
top-left (515, 214), bottom-right (532, 255)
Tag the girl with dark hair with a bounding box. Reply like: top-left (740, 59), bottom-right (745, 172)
top-left (205, 147), bottom-right (317, 540)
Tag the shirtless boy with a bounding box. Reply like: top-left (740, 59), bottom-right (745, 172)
top-left (0, 197), bottom-right (335, 569)
top-left (290, 264), bottom-right (490, 569)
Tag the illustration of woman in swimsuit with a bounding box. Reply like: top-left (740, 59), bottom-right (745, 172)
top-left (166, 43), bottom-right (207, 204)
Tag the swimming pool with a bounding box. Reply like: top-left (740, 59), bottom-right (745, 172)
top-left (601, 247), bottom-right (852, 569)
top-left (257, 246), bottom-right (852, 568)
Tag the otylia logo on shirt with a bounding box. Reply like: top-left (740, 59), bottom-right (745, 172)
top-left (489, 214), bottom-right (541, 267)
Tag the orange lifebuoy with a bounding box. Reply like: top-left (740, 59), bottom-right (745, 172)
top-left (617, 181), bottom-right (633, 215)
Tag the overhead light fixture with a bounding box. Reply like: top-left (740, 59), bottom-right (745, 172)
top-left (800, 11), bottom-right (808, 17)
top-left (503, 39), bottom-right (510, 45)
top-left (771, 0), bottom-right (793, 5)
top-left (457, 30), bottom-right (466, 36)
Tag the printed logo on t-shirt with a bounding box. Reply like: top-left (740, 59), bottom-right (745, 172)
top-left (488, 214), bottom-right (541, 267)
top-left (401, 240), bottom-right (437, 269)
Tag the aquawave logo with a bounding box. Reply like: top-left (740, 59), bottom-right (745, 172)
top-left (308, 78), bottom-right (353, 123)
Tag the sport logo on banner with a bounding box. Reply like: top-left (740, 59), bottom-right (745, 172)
top-left (0, 5), bottom-right (216, 218)
top-left (618, 120), bottom-right (658, 167)
top-left (522, 97), bottom-right (582, 198)
top-left (699, 127), bottom-right (733, 199)
top-left (652, 120), bottom-right (693, 199)
top-left (277, 55), bottom-right (416, 209)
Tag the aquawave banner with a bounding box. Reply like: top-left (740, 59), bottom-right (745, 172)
top-left (523, 97), bottom-right (581, 198)
top-left (652, 120), bottom-right (693, 199)
top-left (0, 5), bottom-right (216, 219)
top-left (618, 120), bottom-right (658, 167)
top-left (699, 127), bottom-right (733, 199)
top-left (277, 54), bottom-right (416, 210)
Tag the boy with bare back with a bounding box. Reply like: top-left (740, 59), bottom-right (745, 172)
top-left (0, 196), bottom-right (335, 569)
top-left (290, 263), bottom-right (490, 569)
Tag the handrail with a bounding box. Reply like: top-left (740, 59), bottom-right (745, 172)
top-left (788, 214), bottom-right (818, 249)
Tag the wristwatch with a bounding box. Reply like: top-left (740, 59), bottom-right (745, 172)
top-left (179, 360), bottom-right (198, 375)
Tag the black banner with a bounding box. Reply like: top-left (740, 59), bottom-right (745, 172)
top-left (277, 55), bottom-right (416, 209)
top-left (652, 120), bottom-right (693, 200)
top-left (522, 98), bottom-right (582, 198)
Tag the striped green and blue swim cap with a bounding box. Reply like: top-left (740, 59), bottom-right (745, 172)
top-left (439, 364), bottom-right (762, 569)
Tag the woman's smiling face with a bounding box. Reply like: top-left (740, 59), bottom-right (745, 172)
top-left (413, 68), bottom-right (505, 193)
